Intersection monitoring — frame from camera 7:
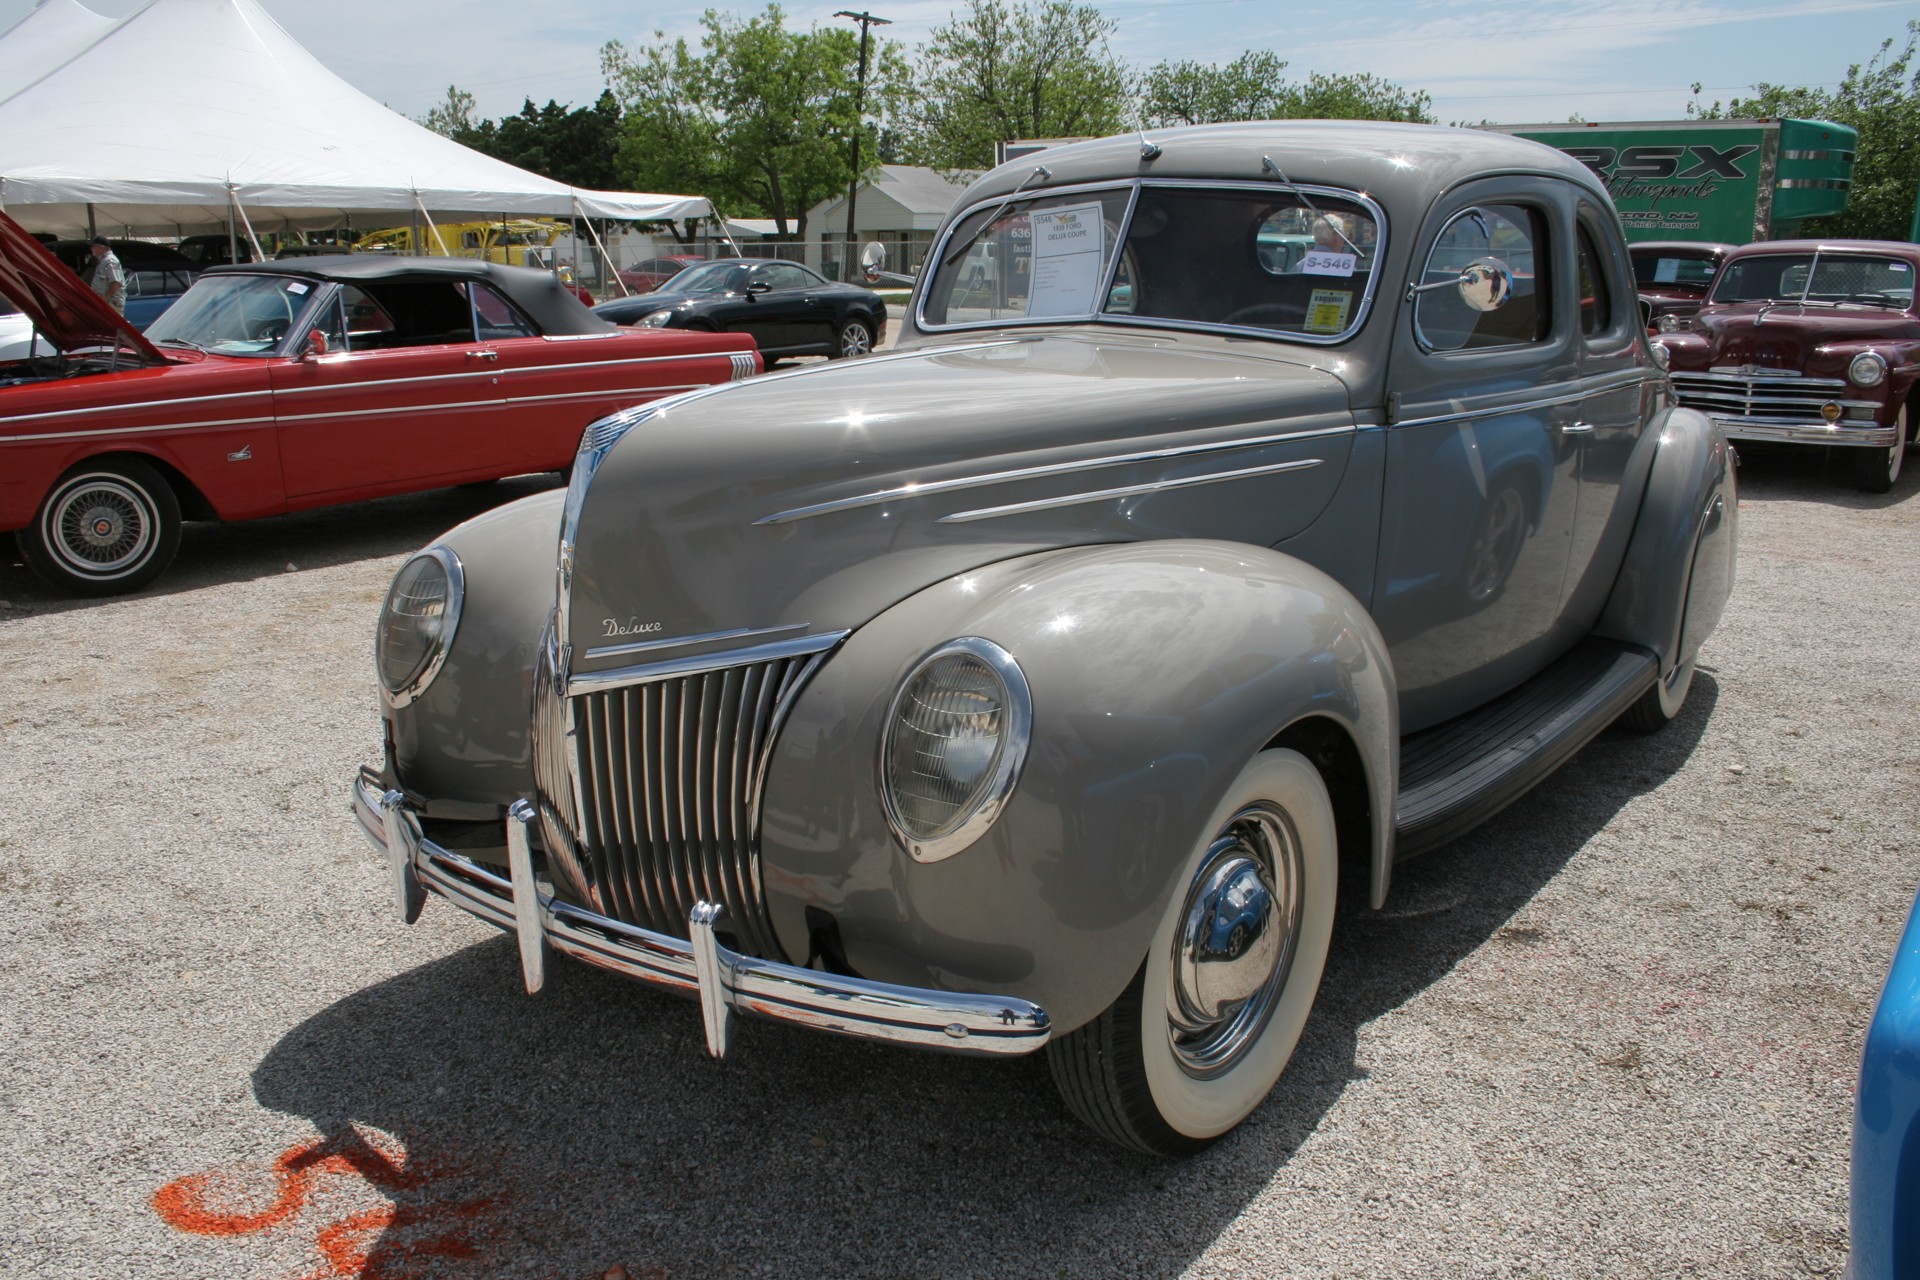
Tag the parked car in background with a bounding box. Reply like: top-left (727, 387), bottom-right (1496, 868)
top-left (175, 234), bottom-right (255, 269)
top-left (0, 220), bottom-right (760, 595)
top-left (354, 122), bottom-right (1736, 1156)
top-left (595, 258), bottom-right (887, 360)
top-left (0, 304), bottom-right (55, 362)
top-left (616, 254), bottom-right (704, 294)
top-left (1850, 883), bottom-right (1920, 1280)
top-left (47, 238), bottom-right (198, 330)
top-left (1630, 240), bottom-right (1733, 330)
top-left (1655, 239), bottom-right (1920, 492)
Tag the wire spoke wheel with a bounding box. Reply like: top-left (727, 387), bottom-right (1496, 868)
top-left (22, 461), bottom-right (181, 596)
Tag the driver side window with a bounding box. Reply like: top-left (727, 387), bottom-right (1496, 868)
top-left (1415, 204), bottom-right (1548, 353)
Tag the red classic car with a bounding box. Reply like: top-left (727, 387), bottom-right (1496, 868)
top-left (615, 254), bottom-right (704, 295)
top-left (1656, 239), bottom-right (1920, 492)
top-left (0, 213), bottom-right (759, 594)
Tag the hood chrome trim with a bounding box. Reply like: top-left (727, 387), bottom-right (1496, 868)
top-left (586, 621), bottom-right (810, 662)
top-left (938, 456), bottom-right (1325, 523)
top-left (567, 630), bottom-right (850, 697)
top-left (755, 421), bottom-right (1356, 526)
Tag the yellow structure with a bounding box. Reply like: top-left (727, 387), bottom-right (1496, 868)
top-left (354, 219), bottom-right (566, 266)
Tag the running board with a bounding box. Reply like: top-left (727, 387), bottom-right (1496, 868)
top-left (1394, 639), bottom-right (1659, 859)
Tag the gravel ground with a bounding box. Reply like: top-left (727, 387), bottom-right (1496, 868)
top-left (0, 445), bottom-right (1914, 1279)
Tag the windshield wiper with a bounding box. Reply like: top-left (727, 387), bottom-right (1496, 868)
top-left (155, 337), bottom-right (208, 352)
top-left (941, 165), bottom-right (1053, 269)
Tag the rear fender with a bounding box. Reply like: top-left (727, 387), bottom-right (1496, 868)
top-left (757, 539), bottom-right (1396, 1034)
top-left (1596, 405), bottom-right (1737, 673)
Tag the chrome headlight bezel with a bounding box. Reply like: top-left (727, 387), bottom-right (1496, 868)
top-left (1848, 351), bottom-right (1888, 388)
top-left (880, 636), bottom-right (1032, 864)
top-left (376, 547), bottom-right (464, 709)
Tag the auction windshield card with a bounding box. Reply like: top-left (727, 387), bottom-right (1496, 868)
top-left (1026, 202), bottom-right (1106, 316)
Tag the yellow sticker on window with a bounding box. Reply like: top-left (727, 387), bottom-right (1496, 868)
top-left (1305, 289), bottom-right (1352, 334)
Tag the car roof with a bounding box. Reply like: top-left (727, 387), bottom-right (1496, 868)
top-left (952, 120), bottom-right (1610, 219)
top-left (1724, 239), bottom-right (1920, 260)
top-left (205, 255), bottom-right (618, 336)
top-left (1630, 241), bottom-right (1735, 255)
top-left (50, 239), bottom-right (196, 268)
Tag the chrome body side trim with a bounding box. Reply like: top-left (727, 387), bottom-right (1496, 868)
top-left (938, 456), bottom-right (1324, 523)
top-left (352, 772), bottom-right (1051, 1057)
top-left (567, 630), bottom-right (848, 696)
top-left (1713, 419), bottom-right (1899, 448)
top-left (755, 423), bottom-right (1357, 525)
top-left (585, 621), bottom-right (809, 662)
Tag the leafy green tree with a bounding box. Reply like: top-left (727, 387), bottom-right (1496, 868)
top-left (602, 5), bottom-right (906, 235)
top-left (483, 93), bottom-right (625, 191)
top-left (1690, 21), bottom-right (1919, 241)
top-left (420, 85), bottom-right (483, 143)
top-left (1140, 51), bottom-right (1290, 127)
top-left (1139, 53), bottom-right (1433, 128)
top-left (905, 0), bottom-right (1131, 170)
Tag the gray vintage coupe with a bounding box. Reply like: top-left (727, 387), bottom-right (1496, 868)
top-left (352, 122), bottom-right (1736, 1155)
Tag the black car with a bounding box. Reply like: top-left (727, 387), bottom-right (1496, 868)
top-left (595, 258), bottom-right (886, 360)
top-left (48, 239), bottom-right (199, 330)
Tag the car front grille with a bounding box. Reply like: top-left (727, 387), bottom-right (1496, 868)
top-left (531, 630), bottom-right (836, 959)
top-left (1668, 368), bottom-right (1876, 427)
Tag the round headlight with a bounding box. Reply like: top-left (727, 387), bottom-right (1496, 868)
top-left (882, 637), bottom-right (1031, 863)
top-left (1656, 313), bottom-right (1681, 333)
top-left (639, 309), bottom-right (675, 328)
top-left (1849, 352), bottom-right (1888, 387)
top-left (1648, 338), bottom-right (1670, 371)
top-left (377, 548), bottom-right (464, 705)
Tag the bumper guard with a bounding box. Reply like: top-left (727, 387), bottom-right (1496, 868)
top-left (351, 770), bottom-right (1051, 1059)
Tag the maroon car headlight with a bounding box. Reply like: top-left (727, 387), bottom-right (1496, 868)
top-left (1849, 352), bottom-right (1888, 388)
top-left (881, 637), bottom-right (1032, 864)
top-left (377, 548), bottom-right (464, 707)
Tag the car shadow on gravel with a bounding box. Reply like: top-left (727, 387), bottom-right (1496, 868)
top-left (1731, 440), bottom-right (1919, 508)
top-left (0, 474), bottom-right (562, 620)
top-left (248, 679), bottom-right (1716, 1279)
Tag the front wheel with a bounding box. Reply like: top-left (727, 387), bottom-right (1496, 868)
top-left (18, 459), bottom-right (182, 596)
top-left (834, 318), bottom-right (873, 359)
top-left (1047, 747), bottom-right (1337, 1156)
top-left (1853, 404), bottom-right (1908, 494)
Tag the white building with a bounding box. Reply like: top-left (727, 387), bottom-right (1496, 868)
top-left (806, 165), bottom-right (975, 277)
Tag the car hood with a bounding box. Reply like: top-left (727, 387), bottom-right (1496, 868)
top-left (562, 329), bottom-right (1358, 674)
top-left (0, 211), bottom-right (166, 362)
top-left (1684, 302), bottom-right (1920, 367)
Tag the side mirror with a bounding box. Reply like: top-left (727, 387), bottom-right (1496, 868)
top-left (303, 330), bottom-right (329, 360)
top-left (1405, 255), bottom-right (1515, 311)
top-left (745, 281), bottom-right (771, 299)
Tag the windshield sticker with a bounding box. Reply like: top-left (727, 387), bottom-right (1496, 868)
top-left (1305, 290), bottom-right (1353, 334)
top-left (1891, 263), bottom-right (1910, 273)
top-left (285, 282), bottom-right (309, 294)
top-left (1026, 201), bottom-right (1106, 316)
top-left (1653, 259), bottom-right (1680, 283)
top-left (1301, 250), bottom-right (1357, 278)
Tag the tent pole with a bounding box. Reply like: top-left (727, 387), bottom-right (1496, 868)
top-left (575, 198), bottom-right (628, 297)
top-left (230, 190), bottom-right (267, 264)
top-left (413, 193), bottom-right (450, 256)
top-left (87, 203), bottom-right (97, 239)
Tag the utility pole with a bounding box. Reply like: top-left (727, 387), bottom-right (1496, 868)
top-left (834, 9), bottom-right (890, 279)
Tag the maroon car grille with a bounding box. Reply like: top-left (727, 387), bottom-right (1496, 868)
top-left (1668, 369), bottom-right (1868, 426)
top-left (531, 635), bottom-right (829, 958)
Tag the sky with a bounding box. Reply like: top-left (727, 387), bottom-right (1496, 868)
top-left (0, 0), bottom-right (1911, 129)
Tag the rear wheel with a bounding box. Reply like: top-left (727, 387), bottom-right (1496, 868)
top-left (1853, 404), bottom-right (1908, 494)
top-left (1047, 748), bottom-right (1337, 1155)
top-left (1620, 658), bottom-right (1695, 732)
top-left (835, 318), bottom-right (874, 359)
top-left (19, 459), bottom-right (182, 596)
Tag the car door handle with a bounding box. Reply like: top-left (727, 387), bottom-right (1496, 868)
top-left (1560, 421), bottom-right (1595, 434)
top-left (467, 349), bottom-right (499, 361)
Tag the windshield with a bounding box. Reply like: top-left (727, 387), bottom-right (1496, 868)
top-left (1711, 253), bottom-right (1915, 309)
top-left (1633, 251), bottom-right (1720, 292)
top-left (661, 262), bottom-right (752, 295)
top-left (920, 183), bottom-right (1382, 341)
top-left (146, 274), bottom-right (319, 355)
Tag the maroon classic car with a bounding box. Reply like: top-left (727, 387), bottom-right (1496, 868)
top-left (0, 213), bottom-right (759, 595)
top-left (1630, 240), bottom-right (1734, 330)
top-left (1656, 239), bottom-right (1920, 492)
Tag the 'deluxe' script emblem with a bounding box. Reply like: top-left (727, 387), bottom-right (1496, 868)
top-left (602, 618), bottom-right (664, 638)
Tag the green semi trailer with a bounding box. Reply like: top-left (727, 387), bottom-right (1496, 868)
top-left (1481, 118), bottom-right (1855, 244)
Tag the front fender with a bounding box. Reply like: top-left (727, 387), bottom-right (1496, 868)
top-left (1596, 405), bottom-right (1737, 674)
top-left (386, 489), bottom-right (562, 818)
top-left (757, 539), bottom-right (1396, 1034)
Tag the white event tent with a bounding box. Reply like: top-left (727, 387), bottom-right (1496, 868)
top-left (0, 0), bottom-right (709, 251)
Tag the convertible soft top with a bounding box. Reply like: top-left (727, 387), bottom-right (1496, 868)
top-left (205, 256), bottom-right (619, 337)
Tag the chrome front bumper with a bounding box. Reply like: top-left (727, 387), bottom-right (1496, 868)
top-left (1713, 418), bottom-right (1899, 448)
top-left (350, 770), bottom-right (1050, 1058)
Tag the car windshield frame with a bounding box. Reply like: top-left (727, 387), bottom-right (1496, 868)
top-left (145, 272), bottom-right (324, 357)
top-left (660, 262), bottom-right (753, 296)
top-left (1708, 251), bottom-right (1918, 311)
top-left (915, 177), bottom-right (1390, 346)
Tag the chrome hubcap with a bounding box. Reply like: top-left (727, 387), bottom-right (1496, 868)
top-left (50, 479), bottom-right (152, 574)
top-left (1167, 802), bottom-right (1303, 1078)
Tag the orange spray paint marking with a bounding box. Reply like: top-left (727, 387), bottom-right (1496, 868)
top-left (151, 1127), bottom-right (507, 1279)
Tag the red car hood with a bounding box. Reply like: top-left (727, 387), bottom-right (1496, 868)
top-left (1689, 301), bottom-right (1920, 368)
top-left (0, 210), bottom-right (167, 363)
